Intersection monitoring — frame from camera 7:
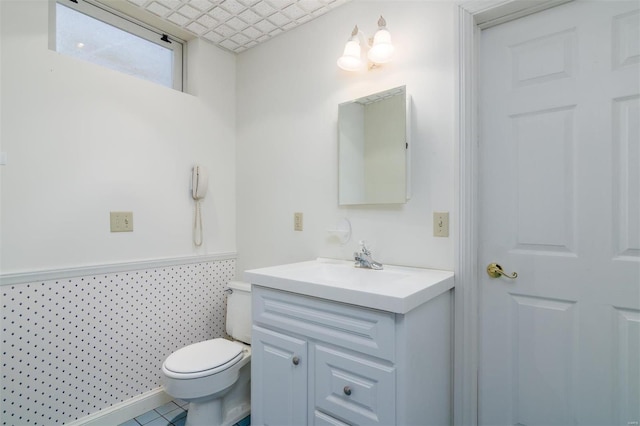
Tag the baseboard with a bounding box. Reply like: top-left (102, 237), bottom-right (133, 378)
top-left (64, 387), bottom-right (173, 426)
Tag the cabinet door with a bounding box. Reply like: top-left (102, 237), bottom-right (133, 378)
top-left (252, 325), bottom-right (308, 426)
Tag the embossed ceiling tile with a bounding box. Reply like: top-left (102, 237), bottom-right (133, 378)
top-left (254, 19), bottom-right (277, 33)
top-left (282, 3), bottom-right (306, 20)
top-left (197, 14), bottom-right (217, 28)
top-left (282, 21), bottom-right (296, 31)
top-left (242, 26), bottom-right (262, 39)
top-left (123, 0), bottom-right (351, 53)
top-left (219, 39), bottom-right (240, 51)
top-left (167, 12), bottom-right (190, 26)
top-left (220, 0), bottom-right (246, 15)
top-left (145, 1), bottom-right (172, 17)
top-left (209, 6), bottom-right (232, 21)
top-left (324, 0), bottom-right (347, 11)
top-left (239, 8), bottom-right (262, 24)
top-left (226, 16), bottom-right (249, 30)
top-left (251, 1), bottom-right (277, 17)
top-left (297, 0), bottom-right (324, 13)
top-left (155, 0), bottom-right (181, 9)
top-left (267, 11), bottom-right (289, 26)
top-left (186, 21), bottom-right (208, 35)
top-left (230, 32), bottom-right (251, 45)
top-left (266, 0), bottom-right (293, 9)
top-left (178, 4), bottom-right (201, 19)
top-left (256, 34), bottom-right (270, 43)
top-left (190, 0), bottom-right (215, 12)
top-left (203, 31), bottom-right (225, 43)
top-left (214, 23), bottom-right (235, 37)
top-left (296, 14), bottom-right (312, 24)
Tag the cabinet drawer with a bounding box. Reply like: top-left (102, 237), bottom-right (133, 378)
top-left (253, 286), bottom-right (396, 361)
top-left (314, 410), bottom-right (350, 426)
top-left (315, 344), bottom-right (395, 426)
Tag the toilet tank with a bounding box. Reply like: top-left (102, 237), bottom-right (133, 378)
top-left (226, 281), bottom-right (252, 344)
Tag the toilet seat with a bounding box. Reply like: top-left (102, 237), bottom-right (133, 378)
top-left (163, 338), bottom-right (244, 379)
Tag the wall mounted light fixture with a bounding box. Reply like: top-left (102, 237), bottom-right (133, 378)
top-left (337, 16), bottom-right (395, 72)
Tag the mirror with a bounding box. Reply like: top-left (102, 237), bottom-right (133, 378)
top-left (338, 86), bottom-right (410, 205)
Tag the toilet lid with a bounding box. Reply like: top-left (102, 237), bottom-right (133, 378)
top-left (164, 338), bottom-right (244, 374)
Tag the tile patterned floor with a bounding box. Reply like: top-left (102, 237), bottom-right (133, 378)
top-left (118, 400), bottom-right (250, 426)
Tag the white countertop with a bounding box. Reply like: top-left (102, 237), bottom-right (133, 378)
top-left (244, 258), bottom-right (454, 314)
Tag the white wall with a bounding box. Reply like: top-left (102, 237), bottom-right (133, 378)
top-left (236, 1), bottom-right (456, 274)
top-left (0, 0), bottom-right (236, 274)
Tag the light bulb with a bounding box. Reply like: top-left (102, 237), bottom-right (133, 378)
top-left (368, 27), bottom-right (394, 64)
top-left (368, 16), bottom-right (394, 64)
top-left (337, 39), bottom-right (363, 71)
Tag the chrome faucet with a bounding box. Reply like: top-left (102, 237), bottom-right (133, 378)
top-left (354, 241), bottom-right (383, 270)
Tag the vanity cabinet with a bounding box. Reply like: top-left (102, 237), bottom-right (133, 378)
top-left (250, 285), bottom-right (452, 426)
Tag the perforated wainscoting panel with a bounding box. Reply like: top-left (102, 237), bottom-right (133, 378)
top-left (0, 259), bottom-right (235, 425)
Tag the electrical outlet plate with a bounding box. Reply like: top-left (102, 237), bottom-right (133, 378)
top-left (294, 212), bottom-right (303, 231)
top-left (110, 211), bottom-right (133, 232)
top-left (433, 212), bottom-right (449, 237)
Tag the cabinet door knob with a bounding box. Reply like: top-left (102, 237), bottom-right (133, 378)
top-left (343, 386), bottom-right (352, 396)
top-left (292, 356), bottom-right (300, 366)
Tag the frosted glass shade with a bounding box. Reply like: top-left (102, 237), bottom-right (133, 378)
top-left (337, 40), bottom-right (362, 71)
top-left (368, 28), bottom-right (394, 64)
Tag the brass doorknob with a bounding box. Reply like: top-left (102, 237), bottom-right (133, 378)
top-left (487, 263), bottom-right (518, 279)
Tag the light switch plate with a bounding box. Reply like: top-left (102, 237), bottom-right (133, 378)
top-left (433, 212), bottom-right (449, 237)
top-left (110, 211), bottom-right (133, 232)
top-left (294, 212), bottom-right (303, 231)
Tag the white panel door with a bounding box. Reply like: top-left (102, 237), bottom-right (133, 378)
top-left (479, 1), bottom-right (640, 425)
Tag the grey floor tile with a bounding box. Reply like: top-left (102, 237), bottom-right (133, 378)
top-left (143, 416), bottom-right (172, 426)
top-left (236, 415), bottom-right (250, 426)
top-left (155, 401), bottom-right (180, 416)
top-left (134, 409), bottom-right (161, 425)
top-left (174, 399), bottom-right (189, 408)
top-left (164, 407), bottom-right (187, 423)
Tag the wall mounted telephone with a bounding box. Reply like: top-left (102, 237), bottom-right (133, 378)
top-left (192, 165), bottom-right (208, 200)
top-left (191, 165), bottom-right (208, 246)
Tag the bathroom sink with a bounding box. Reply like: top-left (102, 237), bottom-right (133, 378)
top-left (244, 258), bottom-right (454, 314)
top-left (282, 260), bottom-right (409, 286)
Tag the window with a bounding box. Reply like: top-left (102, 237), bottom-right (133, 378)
top-left (54, 0), bottom-right (183, 91)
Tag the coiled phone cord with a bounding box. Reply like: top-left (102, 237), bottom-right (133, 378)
top-left (194, 199), bottom-right (203, 247)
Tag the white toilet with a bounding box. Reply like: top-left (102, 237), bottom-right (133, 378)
top-left (162, 281), bottom-right (252, 426)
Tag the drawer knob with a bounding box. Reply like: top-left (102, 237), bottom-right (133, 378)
top-left (343, 386), bottom-right (352, 396)
top-left (292, 356), bottom-right (300, 366)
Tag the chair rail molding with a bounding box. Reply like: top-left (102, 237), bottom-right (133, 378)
top-left (0, 252), bottom-right (237, 286)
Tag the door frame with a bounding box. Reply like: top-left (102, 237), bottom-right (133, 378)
top-left (454, 1), bottom-right (573, 424)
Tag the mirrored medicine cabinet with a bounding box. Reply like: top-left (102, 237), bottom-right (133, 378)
top-left (338, 85), bottom-right (411, 206)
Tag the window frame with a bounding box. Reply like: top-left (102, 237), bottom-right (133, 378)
top-left (52, 0), bottom-right (184, 91)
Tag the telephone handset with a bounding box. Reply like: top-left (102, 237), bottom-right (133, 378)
top-left (192, 165), bottom-right (208, 200)
top-left (191, 165), bottom-right (208, 246)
